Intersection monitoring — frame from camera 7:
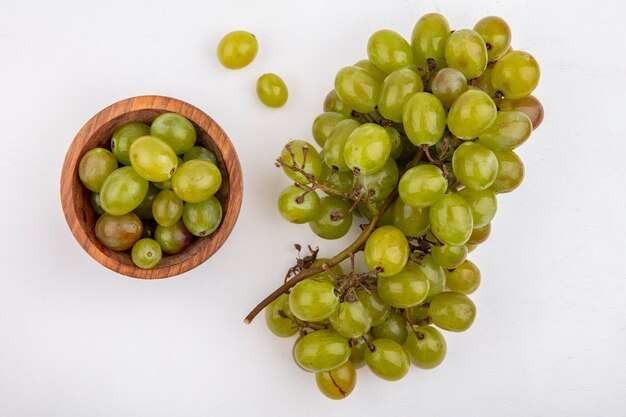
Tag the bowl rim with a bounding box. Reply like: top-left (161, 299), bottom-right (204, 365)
top-left (60, 95), bottom-right (243, 279)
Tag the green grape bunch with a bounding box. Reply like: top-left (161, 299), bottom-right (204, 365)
top-left (245, 12), bottom-right (542, 400)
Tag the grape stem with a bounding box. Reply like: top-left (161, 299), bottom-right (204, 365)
top-left (243, 148), bottom-right (425, 324)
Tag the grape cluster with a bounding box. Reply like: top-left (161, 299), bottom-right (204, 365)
top-left (78, 113), bottom-right (224, 269)
top-left (251, 13), bottom-right (542, 399)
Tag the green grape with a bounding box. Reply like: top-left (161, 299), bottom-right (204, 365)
top-left (349, 335), bottom-right (370, 368)
top-left (357, 290), bottom-right (390, 327)
top-left (367, 29), bottom-right (413, 74)
top-left (131, 238), bottom-right (162, 269)
top-left (343, 123), bottom-right (391, 175)
top-left (183, 197), bottom-right (222, 236)
top-left (365, 338), bottom-right (410, 381)
top-left (398, 164), bottom-right (447, 208)
top-left (371, 311), bottom-right (408, 344)
top-left (183, 146), bottom-right (217, 164)
top-left (310, 258), bottom-right (344, 285)
top-left (377, 265), bottom-right (429, 308)
top-left (309, 196), bottom-right (353, 240)
top-left (154, 156), bottom-right (183, 190)
top-left (356, 158), bottom-right (398, 202)
top-left (474, 16), bottom-right (512, 61)
top-left (129, 135), bottom-right (178, 182)
top-left (277, 185), bottom-right (320, 224)
top-left (152, 189), bottom-right (184, 227)
top-left (172, 159), bottom-right (222, 203)
top-left (446, 260), bottom-right (481, 294)
top-left (78, 148), bottom-right (118, 192)
top-left (293, 329), bottom-right (350, 372)
top-left (319, 160), bottom-right (353, 195)
top-left (447, 90), bottom-right (497, 139)
top-left (323, 119), bottom-right (361, 172)
top-left (216, 30), bottom-right (258, 69)
top-left (323, 90), bottom-right (353, 117)
top-left (392, 199), bottom-right (430, 238)
top-left (154, 220), bottom-right (192, 255)
top-left (403, 326), bottom-right (447, 369)
top-left (354, 59), bottom-right (387, 83)
top-left (264, 293), bottom-right (299, 338)
top-left (468, 222), bottom-right (491, 245)
top-left (141, 220), bottom-right (156, 239)
top-left (364, 226), bottom-right (409, 277)
top-left (402, 92), bottom-right (446, 146)
top-left (90, 192), bottom-right (105, 215)
top-left (491, 51), bottom-right (540, 99)
top-left (445, 29), bottom-right (488, 80)
top-left (498, 95), bottom-right (544, 130)
top-left (406, 304), bottom-right (430, 322)
top-left (429, 193), bottom-right (473, 246)
top-left (256, 73), bottom-right (288, 108)
top-left (378, 68), bottom-right (423, 122)
top-left (150, 112), bottom-right (196, 155)
top-left (430, 68), bottom-right (468, 109)
top-left (491, 150), bottom-right (524, 193)
top-left (478, 110), bottom-right (533, 151)
top-left (99, 167), bottom-right (149, 216)
top-left (458, 188), bottom-right (497, 228)
top-left (133, 183), bottom-right (160, 220)
top-left (428, 291), bottom-right (476, 332)
top-left (358, 199), bottom-right (394, 226)
top-left (289, 279), bottom-right (338, 322)
top-left (312, 112), bottom-right (347, 147)
top-left (334, 66), bottom-right (381, 114)
top-left (431, 244), bottom-right (468, 269)
top-left (412, 256), bottom-right (446, 299)
top-left (411, 13), bottom-right (450, 71)
top-left (111, 122), bottom-right (150, 166)
top-left (384, 126), bottom-right (403, 159)
top-left (452, 142), bottom-right (498, 190)
top-left (329, 300), bottom-right (372, 338)
top-left (316, 360), bottom-right (357, 400)
top-left (471, 68), bottom-right (496, 97)
top-left (281, 139), bottom-right (323, 183)
top-left (95, 212), bottom-right (143, 251)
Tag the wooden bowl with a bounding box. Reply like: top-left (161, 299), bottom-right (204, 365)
top-left (60, 95), bottom-right (243, 279)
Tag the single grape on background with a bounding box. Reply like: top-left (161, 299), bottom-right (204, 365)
top-left (152, 189), bottom-right (184, 227)
top-left (398, 164), bottom-right (448, 208)
top-left (447, 89), bottom-right (497, 140)
top-left (377, 265), bottom-right (430, 308)
top-left (430, 67), bottom-right (467, 108)
top-left (473, 16), bottom-right (512, 61)
top-left (411, 13), bottom-right (450, 71)
top-left (129, 135), bottom-right (178, 182)
top-left (217, 30), bottom-right (258, 69)
top-left (256, 73), bottom-right (288, 108)
top-left (452, 142), bottom-right (499, 191)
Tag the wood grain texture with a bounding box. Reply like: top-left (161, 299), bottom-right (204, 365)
top-left (60, 95), bottom-right (243, 279)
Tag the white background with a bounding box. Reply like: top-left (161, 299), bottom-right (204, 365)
top-left (1, 0), bottom-right (625, 416)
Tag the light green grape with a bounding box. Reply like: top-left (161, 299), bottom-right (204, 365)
top-left (491, 51), bottom-right (540, 99)
top-left (468, 223), bottom-right (491, 245)
top-left (429, 193), bottom-right (473, 246)
top-left (354, 59), bottom-right (387, 83)
top-left (411, 13), bottom-right (450, 71)
top-left (431, 244), bottom-right (468, 269)
top-left (458, 188), bottom-right (497, 228)
top-left (357, 289), bottom-right (390, 327)
top-left (365, 338), bottom-right (410, 381)
top-left (367, 30), bottom-right (413, 73)
top-left (131, 238), bottom-right (162, 269)
top-left (183, 196), bottom-right (222, 236)
top-left (293, 329), bottom-right (350, 372)
top-left (277, 185), bottom-right (320, 224)
top-left (256, 73), bottom-right (288, 108)
top-left (404, 326), bottom-right (447, 369)
top-left (474, 16), bottom-right (512, 61)
top-left (78, 148), bottom-right (118, 192)
top-left (491, 150), bottom-right (524, 193)
top-left (398, 164), bottom-right (448, 208)
top-left (377, 265), bottom-right (430, 308)
top-left (329, 300), bottom-right (372, 338)
top-left (343, 123), bottom-right (391, 175)
top-left (312, 112), bottom-right (347, 147)
top-left (445, 29), bottom-right (488, 81)
top-left (316, 360), bottom-right (357, 400)
top-left (150, 112), bottom-right (196, 155)
top-left (99, 166), bottom-right (149, 216)
top-left (428, 292), bottom-right (476, 332)
top-left (264, 293), bottom-right (299, 338)
top-left (289, 279), bottom-right (338, 322)
top-left (498, 95), bottom-right (544, 130)
top-left (280, 140), bottom-right (323, 184)
top-left (411, 256), bottom-right (446, 299)
top-left (357, 158), bottom-right (398, 202)
top-left (309, 196), bottom-right (353, 240)
top-left (172, 159), bottom-right (221, 203)
top-left (384, 126), bottom-right (403, 159)
top-left (183, 146), bottom-right (217, 164)
top-left (447, 90), bottom-right (497, 139)
top-left (216, 30), bottom-right (258, 69)
top-left (430, 68), bottom-right (468, 108)
top-left (323, 90), bottom-right (353, 117)
top-left (446, 260), bottom-right (481, 294)
top-left (371, 311), bottom-right (408, 344)
top-left (129, 135), bottom-right (178, 182)
top-left (379, 68), bottom-right (423, 122)
top-left (364, 226), bottom-right (409, 277)
top-left (402, 92), bottom-right (446, 146)
top-left (334, 66), bottom-right (381, 114)
top-left (478, 110), bottom-right (533, 151)
top-left (452, 142), bottom-right (498, 190)
top-left (154, 220), bottom-right (192, 255)
top-left (152, 189), bottom-right (183, 227)
top-left (111, 122), bottom-right (150, 166)
top-left (392, 199), bottom-right (430, 238)
top-left (323, 119), bottom-right (361, 172)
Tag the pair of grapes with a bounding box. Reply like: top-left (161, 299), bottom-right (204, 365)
top-left (217, 30), bottom-right (289, 108)
top-left (255, 12), bottom-right (543, 399)
top-left (78, 112), bottom-right (223, 269)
